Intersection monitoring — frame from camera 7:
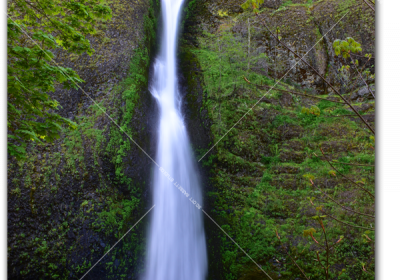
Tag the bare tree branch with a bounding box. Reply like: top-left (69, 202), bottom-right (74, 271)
top-left (255, 13), bottom-right (375, 135)
top-left (309, 196), bottom-right (375, 230)
top-left (319, 148), bottom-right (375, 199)
top-left (243, 76), bottom-right (346, 104)
top-left (362, 0), bottom-right (375, 12)
top-left (310, 180), bottom-right (375, 218)
top-left (349, 54), bottom-right (375, 99)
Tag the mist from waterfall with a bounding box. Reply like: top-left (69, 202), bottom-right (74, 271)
top-left (142, 0), bottom-right (208, 279)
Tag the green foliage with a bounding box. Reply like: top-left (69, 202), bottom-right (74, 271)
top-left (105, 5), bottom-right (157, 185)
top-left (333, 37), bottom-right (362, 58)
top-left (10, 187), bottom-right (22, 197)
top-left (271, 114), bottom-right (297, 128)
top-left (301, 105), bottom-right (321, 116)
top-left (261, 155), bottom-right (279, 165)
top-left (184, 0), bottom-right (198, 21)
top-left (7, 1), bottom-right (159, 278)
top-left (197, 51), bottom-right (375, 279)
top-left (318, 99), bottom-right (338, 111)
top-left (303, 227), bottom-right (316, 237)
top-left (98, 197), bottom-right (140, 235)
top-left (194, 5), bottom-right (375, 279)
top-left (81, 200), bottom-right (89, 207)
top-left (281, 0), bottom-right (294, 8)
top-left (194, 30), bottom-right (269, 100)
top-left (303, 173), bottom-right (315, 181)
top-left (194, 27), bottom-right (271, 141)
top-left (241, 0), bottom-right (264, 12)
top-left (7, 0), bottom-right (112, 160)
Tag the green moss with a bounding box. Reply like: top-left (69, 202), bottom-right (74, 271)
top-left (192, 5), bottom-right (375, 279)
top-left (7, 1), bottom-right (160, 279)
top-left (105, 2), bottom-right (157, 186)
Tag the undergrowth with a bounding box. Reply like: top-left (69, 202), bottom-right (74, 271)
top-left (194, 11), bottom-right (375, 279)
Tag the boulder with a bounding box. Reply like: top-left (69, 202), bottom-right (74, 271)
top-left (351, 85), bottom-right (375, 100)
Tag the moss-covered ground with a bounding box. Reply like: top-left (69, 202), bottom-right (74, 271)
top-left (191, 3), bottom-right (375, 279)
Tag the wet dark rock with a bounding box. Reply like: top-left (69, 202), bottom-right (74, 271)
top-left (68, 230), bottom-right (75, 239)
top-left (7, 1), bottom-right (159, 279)
top-left (351, 85), bottom-right (375, 100)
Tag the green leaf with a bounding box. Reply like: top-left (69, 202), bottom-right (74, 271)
top-left (303, 228), bottom-right (317, 237)
top-left (341, 41), bottom-right (349, 52)
top-left (303, 173), bottom-right (315, 180)
top-left (16, 129), bottom-right (40, 142)
top-left (334, 46), bottom-right (341, 56)
top-left (346, 37), bottom-right (355, 44)
top-left (333, 39), bottom-right (341, 48)
top-left (7, 0), bottom-right (112, 160)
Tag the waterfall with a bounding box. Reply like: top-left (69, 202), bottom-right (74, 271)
top-left (142, 0), bottom-right (208, 279)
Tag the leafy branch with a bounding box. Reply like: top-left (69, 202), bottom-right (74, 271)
top-left (303, 204), bottom-right (346, 280)
top-left (7, 0), bottom-right (112, 160)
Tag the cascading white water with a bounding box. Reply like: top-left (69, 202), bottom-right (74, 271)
top-left (142, 0), bottom-right (207, 279)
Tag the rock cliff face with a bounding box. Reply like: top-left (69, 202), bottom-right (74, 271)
top-left (8, 0), bottom-right (376, 279)
top-left (8, 0), bottom-right (160, 279)
top-left (196, 0), bottom-right (374, 93)
top-left (183, 0), bottom-right (375, 279)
